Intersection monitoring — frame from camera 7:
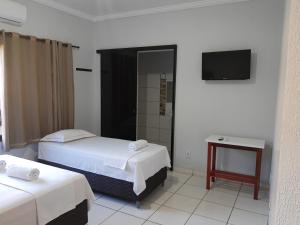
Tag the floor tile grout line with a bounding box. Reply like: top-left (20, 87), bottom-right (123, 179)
top-left (120, 199), bottom-right (162, 222)
top-left (183, 195), bottom-right (208, 225)
top-left (158, 204), bottom-right (198, 215)
top-left (93, 201), bottom-right (124, 211)
top-left (98, 172), bottom-right (192, 225)
top-left (93, 178), bottom-right (238, 224)
top-left (192, 213), bottom-right (230, 224)
top-left (234, 184), bottom-right (270, 216)
top-left (93, 175), bottom-right (269, 225)
top-left (95, 172), bottom-right (192, 225)
top-left (96, 172), bottom-right (239, 225)
top-left (238, 195), bottom-right (270, 203)
top-left (146, 172), bottom-right (193, 225)
top-left (195, 184), bottom-right (239, 222)
top-left (180, 175), bottom-right (212, 225)
top-left (95, 186), bottom-right (268, 225)
top-left (99, 198), bottom-right (129, 224)
top-left (98, 210), bottom-right (118, 225)
top-left (110, 199), bottom-right (151, 224)
top-left (203, 199), bottom-right (237, 208)
top-left (173, 191), bottom-right (207, 200)
top-left (168, 173), bottom-right (195, 225)
top-left (94, 196), bottom-right (138, 224)
top-left (96, 174), bottom-right (239, 225)
top-left (233, 207), bottom-right (269, 217)
top-left (116, 210), bottom-right (155, 222)
top-left (226, 182), bottom-right (242, 225)
top-left (197, 199), bottom-right (237, 208)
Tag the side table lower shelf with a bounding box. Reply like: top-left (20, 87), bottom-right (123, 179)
top-left (208, 170), bottom-right (257, 187)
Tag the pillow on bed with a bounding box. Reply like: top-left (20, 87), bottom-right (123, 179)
top-left (40, 129), bottom-right (96, 143)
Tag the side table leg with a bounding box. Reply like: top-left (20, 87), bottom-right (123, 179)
top-left (254, 149), bottom-right (262, 200)
top-left (212, 145), bottom-right (216, 182)
top-left (206, 143), bottom-right (212, 190)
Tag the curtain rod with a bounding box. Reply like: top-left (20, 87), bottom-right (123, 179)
top-left (3, 31), bottom-right (80, 49)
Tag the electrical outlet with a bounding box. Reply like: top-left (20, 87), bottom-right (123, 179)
top-left (185, 151), bottom-right (191, 159)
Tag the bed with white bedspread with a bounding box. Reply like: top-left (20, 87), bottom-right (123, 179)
top-left (0, 155), bottom-right (94, 225)
top-left (38, 130), bottom-right (171, 204)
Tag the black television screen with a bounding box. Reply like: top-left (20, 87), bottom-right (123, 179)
top-left (202, 49), bottom-right (251, 80)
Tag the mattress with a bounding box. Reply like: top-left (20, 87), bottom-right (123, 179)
top-left (0, 155), bottom-right (95, 225)
top-left (0, 184), bottom-right (37, 225)
top-left (38, 136), bottom-right (171, 195)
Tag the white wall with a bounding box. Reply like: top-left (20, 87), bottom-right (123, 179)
top-left (269, 0), bottom-right (290, 222)
top-left (94, 0), bottom-right (285, 183)
top-left (0, 0), bottom-right (100, 157)
top-left (0, 0), bottom-right (285, 185)
top-left (269, 0), bottom-right (300, 224)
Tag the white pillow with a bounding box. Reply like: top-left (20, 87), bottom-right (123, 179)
top-left (40, 129), bottom-right (96, 143)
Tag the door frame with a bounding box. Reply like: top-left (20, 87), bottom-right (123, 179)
top-left (97, 45), bottom-right (177, 169)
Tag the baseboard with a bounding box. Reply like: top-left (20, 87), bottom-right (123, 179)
top-left (173, 166), bottom-right (205, 177)
top-left (172, 166), bottom-right (193, 175)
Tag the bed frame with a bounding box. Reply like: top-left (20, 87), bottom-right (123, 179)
top-left (38, 159), bottom-right (167, 207)
top-left (47, 200), bottom-right (88, 225)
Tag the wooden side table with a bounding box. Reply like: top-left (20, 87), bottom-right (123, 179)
top-left (206, 135), bottom-right (265, 200)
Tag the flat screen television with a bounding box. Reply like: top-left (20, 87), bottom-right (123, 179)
top-left (202, 49), bottom-right (251, 80)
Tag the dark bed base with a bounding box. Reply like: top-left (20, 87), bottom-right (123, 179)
top-left (38, 159), bottom-right (167, 204)
top-left (47, 200), bottom-right (88, 225)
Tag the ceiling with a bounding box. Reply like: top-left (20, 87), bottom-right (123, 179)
top-left (30, 0), bottom-right (249, 21)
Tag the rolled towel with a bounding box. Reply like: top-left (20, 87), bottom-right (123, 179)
top-left (7, 164), bottom-right (40, 181)
top-left (0, 160), bottom-right (6, 171)
top-left (128, 140), bottom-right (148, 151)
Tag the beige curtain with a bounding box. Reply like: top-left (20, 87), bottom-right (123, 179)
top-left (0, 31), bottom-right (74, 150)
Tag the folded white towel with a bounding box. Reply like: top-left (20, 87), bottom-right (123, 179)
top-left (128, 140), bottom-right (148, 151)
top-left (7, 164), bottom-right (40, 181)
top-left (0, 160), bottom-right (6, 171)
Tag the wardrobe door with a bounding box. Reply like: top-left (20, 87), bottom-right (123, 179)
top-left (101, 49), bottom-right (137, 140)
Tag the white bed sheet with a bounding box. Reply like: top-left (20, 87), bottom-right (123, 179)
top-left (0, 184), bottom-right (37, 225)
top-left (38, 136), bottom-right (171, 195)
top-left (0, 155), bottom-right (95, 225)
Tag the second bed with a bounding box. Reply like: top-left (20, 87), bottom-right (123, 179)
top-left (38, 133), bottom-right (171, 206)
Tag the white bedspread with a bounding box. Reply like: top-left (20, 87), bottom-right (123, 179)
top-left (0, 184), bottom-right (37, 225)
top-left (0, 155), bottom-right (95, 225)
top-left (39, 136), bottom-right (171, 195)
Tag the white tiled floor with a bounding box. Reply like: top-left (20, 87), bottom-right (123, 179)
top-left (177, 184), bottom-right (207, 200)
top-left (120, 201), bottom-right (160, 220)
top-left (95, 195), bottom-right (127, 210)
top-left (149, 206), bottom-right (191, 225)
top-left (194, 201), bottom-right (232, 222)
top-left (204, 190), bottom-right (237, 207)
top-left (101, 212), bottom-right (145, 225)
top-left (186, 214), bottom-right (226, 225)
top-left (88, 171), bottom-right (270, 225)
top-left (228, 209), bottom-right (268, 225)
top-left (164, 194), bottom-right (200, 213)
top-left (87, 203), bottom-right (115, 225)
